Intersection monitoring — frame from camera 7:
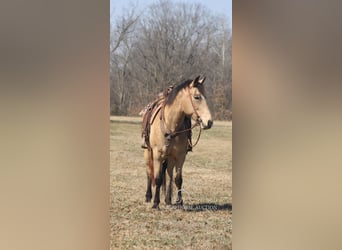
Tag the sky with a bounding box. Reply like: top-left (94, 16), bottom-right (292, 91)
top-left (110, 0), bottom-right (232, 27)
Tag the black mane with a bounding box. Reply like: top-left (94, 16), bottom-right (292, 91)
top-left (165, 79), bottom-right (193, 105)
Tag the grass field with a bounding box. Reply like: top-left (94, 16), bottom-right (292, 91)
top-left (110, 116), bottom-right (232, 249)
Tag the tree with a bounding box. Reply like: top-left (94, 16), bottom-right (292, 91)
top-left (110, 4), bottom-right (139, 114)
top-left (110, 0), bottom-right (232, 120)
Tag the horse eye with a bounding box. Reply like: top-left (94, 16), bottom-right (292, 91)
top-left (194, 95), bottom-right (201, 100)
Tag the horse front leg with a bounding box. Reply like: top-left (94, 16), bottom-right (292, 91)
top-left (164, 159), bottom-right (174, 205)
top-left (152, 176), bottom-right (162, 209)
top-left (175, 156), bottom-right (185, 207)
top-left (175, 174), bottom-right (183, 206)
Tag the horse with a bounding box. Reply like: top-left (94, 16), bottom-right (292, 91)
top-left (143, 76), bottom-right (213, 209)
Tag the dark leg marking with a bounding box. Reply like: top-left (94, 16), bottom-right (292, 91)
top-left (152, 177), bottom-right (162, 209)
top-left (145, 176), bottom-right (152, 202)
top-left (175, 176), bottom-right (183, 207)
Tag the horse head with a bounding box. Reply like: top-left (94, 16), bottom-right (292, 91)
top-left (184, 76), bottom-right (213, 130)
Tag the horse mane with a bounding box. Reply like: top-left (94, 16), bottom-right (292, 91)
top-left (165, 79), bottom-right (193, 105)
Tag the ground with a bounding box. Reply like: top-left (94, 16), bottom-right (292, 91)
top-left (110, 116), bottom-right (232, 249)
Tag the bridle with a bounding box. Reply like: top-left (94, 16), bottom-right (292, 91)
top-left (160, 86), bottom-right (203, 148)
top-left (187, 86), bottom-right (203, 127)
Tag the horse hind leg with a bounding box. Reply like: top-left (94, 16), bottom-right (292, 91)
top-left (152, 153), bottom-right (163, 209)
top-left (144, 149), bottom-right (152, 202)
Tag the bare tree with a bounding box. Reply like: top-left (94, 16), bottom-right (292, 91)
top-left (110, 4), bottom-right (139, 114)
top-left (110, 0), bottom-right (232, 119)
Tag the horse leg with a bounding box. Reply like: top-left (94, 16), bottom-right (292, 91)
top-left (144, 149), bottom-right (152, 202)
top-left (164, 159), bottom-right (174, 205)
top-left (152, 151), bottom-right (163, 209)
top-left (175, 155), bottom-right (186, 207)
top-left (175, 174), bottom-right (183, 206)
top-left (145, 175), bottom-right (152, 202)
top-left (152, 176), bottom-right (162, 209)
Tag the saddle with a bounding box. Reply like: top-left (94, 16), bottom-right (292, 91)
top-left (141, 98), bottom-right (164, 149)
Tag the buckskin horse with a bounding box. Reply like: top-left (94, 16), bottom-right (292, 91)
top-left (141, 76), bottom-right (213, 209)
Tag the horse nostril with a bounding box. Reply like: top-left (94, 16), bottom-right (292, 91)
top-left (207, 120), bottom-right (213, 128)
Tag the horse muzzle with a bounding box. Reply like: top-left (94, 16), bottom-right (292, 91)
top-left (202, 119), bottom-right (213, 130)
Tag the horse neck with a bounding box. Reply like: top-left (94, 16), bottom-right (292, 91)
top-left (164, 91), bottom-right (186, 132)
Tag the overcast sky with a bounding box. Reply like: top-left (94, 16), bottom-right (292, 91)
top-left (110, 0), bottom-right (232, 27)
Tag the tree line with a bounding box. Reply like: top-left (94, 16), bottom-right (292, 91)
top-left (110, 0), bottom-right (232, 120)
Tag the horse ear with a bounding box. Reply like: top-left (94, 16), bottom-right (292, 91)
top-left (198, 76), bottom-right (206, 84)
top-left (190, 76), bottom-right (201, 88)
top-left (189, 76), bottom-right (200, 88)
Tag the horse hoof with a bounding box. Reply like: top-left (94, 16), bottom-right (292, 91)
top-left (152, 203), bottom-right (159, 209)
top-left (176, 199), bottom-right (183, 206)
top-left (145, 193), bottom-right (152, 202)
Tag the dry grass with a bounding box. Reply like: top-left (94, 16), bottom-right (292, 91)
top-left (110, 116), bottom-right (232, 249)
